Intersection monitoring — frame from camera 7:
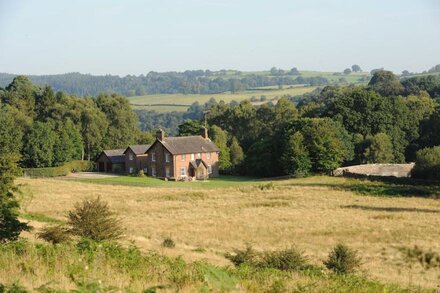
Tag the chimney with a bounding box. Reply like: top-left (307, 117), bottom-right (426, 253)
top-left (156, 129), bottom-right (165, 141)
top-left (200, 127), bottom-right (208, 139)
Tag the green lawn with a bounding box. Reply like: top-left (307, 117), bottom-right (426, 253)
top-left (78, 175), bottom-right (262, 189)
top-left (128, 86), bottom-right (317, 112)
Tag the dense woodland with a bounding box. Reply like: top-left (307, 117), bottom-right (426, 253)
top-left (1, 71), bottom-right (440, 180)
top-left (0, 71), bottom-right (329, 97)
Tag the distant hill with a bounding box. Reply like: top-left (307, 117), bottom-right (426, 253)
top-left (0, 70), bottom-right (365, 97)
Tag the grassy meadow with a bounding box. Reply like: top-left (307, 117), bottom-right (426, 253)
top-left (128, 85), bottom-right (317, 112)
top-left (6, 175), bottom-right (440, 291)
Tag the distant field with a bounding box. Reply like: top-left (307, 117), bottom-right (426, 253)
top-left (14, 175), bottom-right (440, 290)
top-left (129, 85), bottom-right (317, 112)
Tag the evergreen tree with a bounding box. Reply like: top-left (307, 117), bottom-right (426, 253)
top-left (229, 137), bottom-right (244, 168)
top-left (210, 125), bottom-right (231, 171)
top-left (53, 119), bottom-right (84, 165)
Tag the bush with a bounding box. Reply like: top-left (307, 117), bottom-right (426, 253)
top-left (136, 169), bottom-right (145, 177)
top-left (67, 197), bottom-right (123, 241)
top-left (324, 244), bottom-right (361, 274)
top-left (23, 160), bottom-right (92, 177)
top-left (37, 225), bottom-right (71, 244)
top-left (162, 237), bottom-right (175, 248)
top-left (260, 247), bottom-right (308, 271)
top-left (226, 246), bottom-right (308, 271)
top-left (411, 146), bottom-right (440, 180)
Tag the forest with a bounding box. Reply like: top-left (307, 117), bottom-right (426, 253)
top-left (1, 71), bottom-right (440, 180)
top-left (0, 70), bottom-right (329, 97)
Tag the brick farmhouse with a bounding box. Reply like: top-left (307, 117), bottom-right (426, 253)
top-left (95, 128), bottom-right (220, 180)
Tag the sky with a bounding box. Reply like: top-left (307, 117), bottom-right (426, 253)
top-left (0, 0), bottom-right (439, 76)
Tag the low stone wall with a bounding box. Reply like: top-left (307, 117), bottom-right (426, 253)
top-left (333, 163), bottom-right (415, 178)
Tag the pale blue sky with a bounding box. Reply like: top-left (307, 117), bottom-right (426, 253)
top-left (0, 0), bottom-right (439, 75)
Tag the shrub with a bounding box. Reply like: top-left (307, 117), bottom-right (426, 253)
top-left (411, 146), bottom-right (440, 180)
top-left (162, 237), bottom-right (175, 248)
top-left (260, 247), bottom-right (308, 271)
top-left (67, 197), bottom-right (123, 241)
top-left (226, 246), bottom-right (308, 271)
top-left (37, 225), bottom-right (71, 244)
top-left (225, 246), bottom-right (258, 267)
top-left (136, 169), bottom-right (145, 177)
top-left (324, 244), bottom-right (361, 274)
top-left (257, 182), bottom-right (275, 191)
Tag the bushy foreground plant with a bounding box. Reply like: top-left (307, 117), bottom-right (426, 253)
top-left (411, 146), bottom-right (440, 180)
top-left (225, 246), bottom-right (309, 271)
top-left (67, 197), bottom-right (123, 241)
top-left (324, 244), bottom-right (361, 274)
top-left (38, 197), bottom-right (123, 243)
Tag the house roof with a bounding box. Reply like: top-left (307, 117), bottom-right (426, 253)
top-left (189, 159), bottom-right (208, 169)
top-left (154, 136), bottom-right (220, 155)
top-left (124, 144), bottom-right (151, 155)
top-left (102, 149), bottom-right (126, 164)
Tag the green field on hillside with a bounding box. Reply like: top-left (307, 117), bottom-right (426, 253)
top-left (129, 85), bottom-right (317, 112)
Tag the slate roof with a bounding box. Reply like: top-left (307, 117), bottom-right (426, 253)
top-left (155, 136), bottom-right (220, 155)
top-left (102, 149), bottom-right (126, 164)
top-left (125, 144), bottom-right (151, 155)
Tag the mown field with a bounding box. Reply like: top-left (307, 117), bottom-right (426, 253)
top-left (6, 175), bottom-right (440, 291)
top-left (128, 86), bottom-right (317, 112)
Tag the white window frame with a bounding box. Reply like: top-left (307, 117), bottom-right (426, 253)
top-left (190, 153), bottom-right (195, 160)
top-left (181, 154), bottom-right (185, 161)
top-left (197, 153), bottom-right (202, 159)
top-left (128, 153), bottom-right (134, 161)
top-left (180, 167), bottom-right (186, 176)
top-left (208, 165), bottom-right (212, 174)
top-left (165, 167), bottom-right (170, 177)
top-left (151, 153), bottom-right (156, 162)
top-left (152, 166), bottom-right (156, 177)
top-left (129, 167), bottom-right (134, 174)
top-left (143, 167), bottom-right (148, 173)
top-left (165, 153), bottom-right (170, 163)
top-left (207, 152), bottom-right (211, 160)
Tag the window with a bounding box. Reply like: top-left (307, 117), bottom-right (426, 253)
top-left (197, 153), bottom-right (201, 159)
top-left (143, 167), bottom-right (148, 173)
top-left (190, 153), bottom-right (195, 160)
top-left (181, 154), bottom-right (185, 161)
top-left (180, 167), bottom-right (186, 176)
top-left (165, 167), bottom-right (170, 177)
top-left (129, 167), bottom-right (134, 174)
top-left (207, 152), bottom-right (211, 160)
top-left (165, 153), bottom-right (170, 163)
top-left (152, 166), bottom-right (156, 177)
top-left (151, 153), bottom-right (156, 162)
top-left (208, 165), bottom-right (212, 174)
top-left (128, 153), bottom-right (134, 161)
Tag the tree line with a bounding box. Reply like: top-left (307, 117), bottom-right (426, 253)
top-left (0, 71), bottom-right (329, 97)
top-left (0, 76), bottom-right (150, 169)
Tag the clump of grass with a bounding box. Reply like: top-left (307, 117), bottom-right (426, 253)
top-left (399, 245), bottom-right (440, 269)
top-left (162, 237), bottom-right (175, 248)
top-left (37, 225), bottom-right (71, 244)
top-left (257, 182), bottom-right (275, 191)
top-left (324, 244), bottom-right (361, 274)
top-left (225, 246), bottom-right (309, 271)
top-left (192, 247), bottom-right (206, 253)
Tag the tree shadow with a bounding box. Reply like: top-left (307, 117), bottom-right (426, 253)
top-left (342, 204), bottom-right (440, 213)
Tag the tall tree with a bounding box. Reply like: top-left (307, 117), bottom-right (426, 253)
top-left (281, 131), bottom-right (311, 177)
top-left (22, 122), bottom-right (57, 168)
top-left (96, 94), bottom-right (138, 149)
top-left (363, 133), bottom-right (394, 163)
top-left (210, 125), bottom-right (231, 171)
top-left (53, 119), bottom-right (84, 165)
top-left (368, 70), bottom-right (404, 96)
top-left (229, 137), bottom-right (244, 169)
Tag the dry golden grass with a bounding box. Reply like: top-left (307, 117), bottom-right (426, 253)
top-left (14, 177), bottom-right (440, 290)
